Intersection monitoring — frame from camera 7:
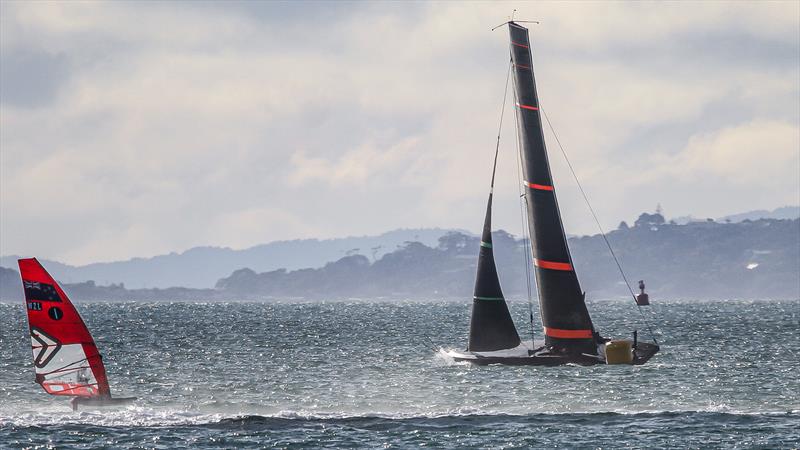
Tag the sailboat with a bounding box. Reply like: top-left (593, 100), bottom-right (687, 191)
top-left (446, 22), bottom-right (659, 365)
top-left (18, 258), bottom-right (136, 410)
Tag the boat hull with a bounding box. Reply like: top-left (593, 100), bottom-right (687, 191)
top-left (446, 341), bottom-right (659, 366)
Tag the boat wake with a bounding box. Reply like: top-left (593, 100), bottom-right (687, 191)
top-left (2, 402), bottom-right (797, 449)
top-left (2, 404), bottom-right (797, 429)
top-left (433, 348), bottom-right (465, 366)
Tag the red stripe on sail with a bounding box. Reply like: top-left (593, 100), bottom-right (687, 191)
top-left (544, 327), bottom-right (594, 339)
top-left (512, 41), bottom-right (529, 49)
top-left (516, 103), bottom-right (539, 111)
top-left (534, 259), bottom-right (573, 271)
top-left (515, 63), bottom-right (531, 70)
top-left (526, 182), bottom-right (554, 191)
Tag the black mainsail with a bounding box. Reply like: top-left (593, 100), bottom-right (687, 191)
top-left (509, 22), bottom-right (596, 354)
top-left (468, 189), bottom-right (521, 352)
top-left (447, 21), bottom-right (660, 366)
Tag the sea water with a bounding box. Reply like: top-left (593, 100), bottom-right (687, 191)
top-left (0, 299), bottom-right (797, 449)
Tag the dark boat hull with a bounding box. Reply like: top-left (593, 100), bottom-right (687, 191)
top-left (448, 342), bottom-right (659, 366)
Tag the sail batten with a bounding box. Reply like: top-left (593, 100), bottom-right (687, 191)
top-left (509, 22), bottom-right (596, 354)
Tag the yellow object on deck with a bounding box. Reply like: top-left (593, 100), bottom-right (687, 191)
top-left (605, 340), bottom-right (633, 364)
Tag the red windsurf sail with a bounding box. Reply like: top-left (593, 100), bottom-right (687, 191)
top-left (18, 258), bottom-right (110, 398)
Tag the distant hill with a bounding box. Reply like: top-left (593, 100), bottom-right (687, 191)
top-left (214, 216), bottom-right (800, 301)
top-left (718, 206), bottom-right (800, 223)
top-left (0, 228), bottom-right (456, 289)
top-left (6, 207), bottom-right (796, 292)
top-left (0, 266), bottom-right (221, 302)
top-left (672, 205), bottom-right (799, 225)
top-left (2, 216), bottom-right (796, 302)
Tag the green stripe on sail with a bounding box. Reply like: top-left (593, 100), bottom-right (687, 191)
top-left (479, 241), bottom-right (493, 249)
top-left (474, 296), bottom-right (504, 301)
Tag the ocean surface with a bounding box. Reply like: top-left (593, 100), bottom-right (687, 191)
top-left (0, 298), bottom-right (797, 449)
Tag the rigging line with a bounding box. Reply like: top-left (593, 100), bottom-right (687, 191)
top-left (490, 60), bottom-right (513, 191)
top-left (488, 58), bottom-right (536, 348)
top-left (510, 60), bottom-right (537, 346)
top-left (416, 336), bottom-right (437, 352)
top-left (539, 107), bottom-right (659, 346)
top-left (423, 335), bottom-right (440, 351)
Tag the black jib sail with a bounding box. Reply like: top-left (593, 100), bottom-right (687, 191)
top-left (468, 190), bottom-right (522, 352)
top-left (509, 22), bottom-right (596, 354)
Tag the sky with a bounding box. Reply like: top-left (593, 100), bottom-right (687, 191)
top-left (1, 1), bottom-right (798, 265)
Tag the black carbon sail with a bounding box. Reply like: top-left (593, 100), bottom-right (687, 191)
top-left (467, 191), bottom-right (522, 352)
top-left (509, 22), bottom-right (596, 354)
top-left (446, 21), bottom-right (660, 366)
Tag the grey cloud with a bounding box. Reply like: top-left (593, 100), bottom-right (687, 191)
top-left (0, 46), bottom-right (70, 107)
top-left (544, 30), bottom-right (799, 69)
top-left (184, 0), bottom-right (367, 23)
top-left (670, 31), bottom-right (799, 69)
top-left (0, 2), bottom-right (797, 264)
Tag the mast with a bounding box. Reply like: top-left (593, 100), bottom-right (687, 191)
top-left (508, 22), bottom-right (597, 354)
top-left (467, 141), bottom-right (521, 352)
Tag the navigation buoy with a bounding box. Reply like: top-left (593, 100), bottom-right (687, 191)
top-left (635, 280), bottom-right (650, 306)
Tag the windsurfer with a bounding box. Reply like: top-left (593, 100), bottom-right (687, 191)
top-left (19, 258), bottom-right (137, 410)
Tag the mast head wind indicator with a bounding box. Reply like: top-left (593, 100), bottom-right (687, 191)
top-left (491, 9), bottom-right (541, 32)
top-left (491, 18), bottom-right (540, 32)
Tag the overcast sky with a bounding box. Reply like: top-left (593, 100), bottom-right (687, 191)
top-left (1, 1), bottom-right (798, 265)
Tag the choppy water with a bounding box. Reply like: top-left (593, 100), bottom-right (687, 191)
top-left (0, 299), bottom-right (798, 449)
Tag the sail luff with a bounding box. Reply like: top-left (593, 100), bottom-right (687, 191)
top-left (508, 22), bottom-right (596, 354)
